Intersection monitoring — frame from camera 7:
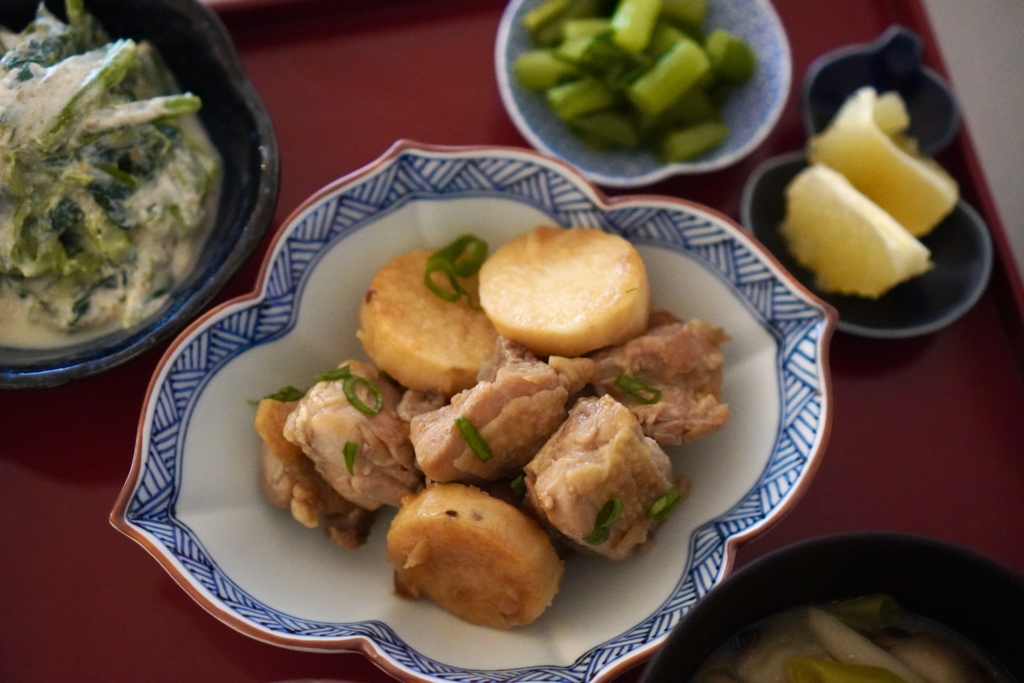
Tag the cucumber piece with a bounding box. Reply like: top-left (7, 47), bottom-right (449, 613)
top-left (546, 78), bottom-right (616, 120)
top-left (610, 0), bottom-right (662, 54)
top-left (657, 120), bottom-right (728, 161)
top-left (660, 0), bottom-right (707, 29)
top-left (704, 29), bottom-right (755, 84)
top-left (627, 37), bottom-right (710, 116)
top-left (562, 18), bottom-right (612, 41)
top-left (570, 111), bottom-right (640, 148)
top-left (513, 50), bottom-right (581, 91)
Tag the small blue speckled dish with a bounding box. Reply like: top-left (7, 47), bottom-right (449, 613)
top-left (495, 0), bottom-right (792, 188)
top-left (741, 27), bottom-right (992, 338)
top-left (0, 0), bottom-right (279, 389)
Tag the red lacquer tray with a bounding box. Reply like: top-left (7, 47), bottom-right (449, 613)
top-left (1, 1), bottom-right (1023, 682)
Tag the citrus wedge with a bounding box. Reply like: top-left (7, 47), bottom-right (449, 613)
top-left (781, 164), bottom-right (933, 298)
top-left (808, 87), bottom-right (957, 237)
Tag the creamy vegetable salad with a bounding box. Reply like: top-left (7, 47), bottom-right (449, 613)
top-left (0, 0), bottom-right (221, 347)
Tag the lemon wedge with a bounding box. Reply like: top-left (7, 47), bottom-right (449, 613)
top-left (781, 164), bottom-right (933, 298)
top-left (808, 87), bottom-right (957, 237)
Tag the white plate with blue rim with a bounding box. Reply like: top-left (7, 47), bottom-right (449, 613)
top-left (112, 141), bottom-right (836, 683)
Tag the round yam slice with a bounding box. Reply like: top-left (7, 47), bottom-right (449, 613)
top-left (386, 483), bottom-right (563, 628)
top-left (358, 249), bottom-right (498, 396)
top-left (478, 226), bottom-right (650, 357)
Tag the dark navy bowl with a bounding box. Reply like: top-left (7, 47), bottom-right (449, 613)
top-left (802, 25), bottom-right (960, 156)
top-left (0, 0), bottom-right (279, 389)
top-left (741, 152), bottom-right (992, 338)
top-left (740, 26), bottom-right (991, 338)
top-left (640, 532), bottom-right (1024, 683)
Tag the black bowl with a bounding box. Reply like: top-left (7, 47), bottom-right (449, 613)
top-left (741, 152), bottom-right (993, 338)
top-left (640, 532), bottom-right (1024, 683)
top-left (0, 0), bottom-right (279, 389)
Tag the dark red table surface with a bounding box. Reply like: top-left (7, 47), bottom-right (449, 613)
top-left (2, 1), bottom-right (1023, 681)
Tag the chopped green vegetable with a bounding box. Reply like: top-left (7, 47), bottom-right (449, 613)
top-left (657, 119), bottom-right (729, 161)
top-left (264, 386), bottom-right (306, 402)
top-left (423, 234), bottom-right (488, 303)
top-left (704, 29), bottom-right (755, 84)
top-left (0, 1), bottom-right (221, 339)
top-left (513, 0), bottom-right (756, 160)
top-left (315, 366), bottom-right (352, 383)
top-left (831, 594), bottom-right (900, 630)
top-left (343, 441), bottom-right (359, 475)
top-left (647, 487), bottom-right (682, 520)
top-left (584, 496), bottom-right (623, 545)
top-left (510, 474), bottom-right (527, 498)
top-left (455, 415), bottom-right (493, 463)
top-left (614, 373), bottom-right (662, 404)
top-left (343, 374), bottom-right (384, 415)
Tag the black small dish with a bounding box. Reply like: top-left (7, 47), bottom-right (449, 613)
top-left (640, 532), bottom-right (1024, 683)
top-left (0, 0), bottom-right (279, 389)
top-left (742, 152), bottom-right (993, 338)
top-left (803, 25), bottom-right (960, 156)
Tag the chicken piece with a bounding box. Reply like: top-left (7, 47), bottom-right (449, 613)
top-left (525, 395), bottom-right (677, 559)
top-left (396, 389), bottom-right (447, 423)
top-left (411, 337), bottom-right (595, 483)
top-left (590, 317), bottom-right (730, 446)
top-left (284, 360), bottom-right (423, 511)
top-left (255, 399), bottom-right (374, 548)
top-left (387, 483), bottom-right (564, 629)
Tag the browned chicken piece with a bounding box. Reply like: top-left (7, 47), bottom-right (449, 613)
top-left (411, 337), bottom-right (596, 483)
top-left (283, 360), bottom-right (423, 511)
top-left (589, 317), bottom-right (730, 446)
top-left (255, 399), bottom-right (374, 548)
top-left (524, 395), bottom-right (676, 560)
top-left (396, 389), bottom-right (447, 423)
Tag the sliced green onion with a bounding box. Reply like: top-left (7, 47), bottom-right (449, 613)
top-left (424, 255), bottom-right (465, 302)
top-left (343, 441), bottom-right (359, 475)
top-left (434, 234), bottom-right (489, 277)
top-left (647, 487), bottom-right (683, 521)
top-left (455, 415), bottom-right (493, 462)
top-left (584, 496), bottom-right (623, 545)
top-left (510, 474), bottom-right (527, 498)
top-left (343, 375), bottom-right (384, 415)
top-left (264, 385), bottom-right (305, 402)
top-left (614, 374), bottom-right (662, 404)
top-left (315, 365), bottom-right (352, 383)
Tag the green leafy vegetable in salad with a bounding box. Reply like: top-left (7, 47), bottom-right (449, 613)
top-left (0, 0), bottom-right (221, 343)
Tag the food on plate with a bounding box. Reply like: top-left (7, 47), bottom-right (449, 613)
top-left (524, 395), bottom-right (684, 559)
top-left (590, 316), bottom-right (729, 445)
top-left (358, 245), bottom-right (498, 395)
top-left (478, 226), bottom-right (650, 357)
top-left (691, 594), bottom-right (1012, 683)
top-left (411, 336), bottom-right (595, 483)
top-left (255, 226), bottom-right (729, 627)
top-left (808, 87), bottom-right (958, 237)
top-left (781, 164), bottom-right (933, 298)
top-left (513, 0), bottom-right (756, 159)
top-left (256, 398), bottom-right (375, 547)
top-left (0, 0), bottom-right (222, 348)
top-left (386, 482), bottom-right (564, 629)
top-left (282, 360), bottom-right (423, 511)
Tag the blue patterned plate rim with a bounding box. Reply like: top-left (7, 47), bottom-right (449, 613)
top-left (112, 141), bottom-right (837, 683)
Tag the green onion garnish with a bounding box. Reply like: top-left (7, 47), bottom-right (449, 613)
top-left (424, 255), bottom-right (465, 302)
top-left (343, 441), bottom-right (358, 475)
top-left (614, 373), bottom-right (662, 404)
top-left (584, 496), bottom-right (623, 545)
top-left (455, 415), bottom-right (493, 462)
top-left (510, 474), bottom-right (527, 498)
top-left (647, 487), bottom-right (682, 521)
top-left (343, 375), bottom-right (384, 415)
top-left (264, 385), bottom-right (306, 402)
top-left (423, 234), bottom-right (488, 302)
top-left (315, 365), bottom-right (352, 383)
